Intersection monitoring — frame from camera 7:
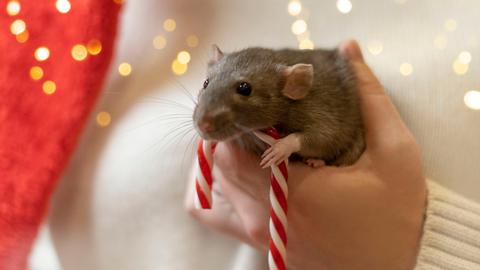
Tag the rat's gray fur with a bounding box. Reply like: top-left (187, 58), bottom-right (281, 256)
top-left (193, 47), bottom-right (365, 165)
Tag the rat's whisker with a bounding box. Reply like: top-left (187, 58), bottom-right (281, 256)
top-left (151, 128), bottom-right (195, 162)
top-left (148, 121), bottom-right (195, 155)
top-left (120, 114), bottom-right (193, 134)
top-left (105, 90), bottom-right (194, 111)
top-left (180, 130), bottom-right (199, 171)
top-left (171, 78), bottom-right (198, 106)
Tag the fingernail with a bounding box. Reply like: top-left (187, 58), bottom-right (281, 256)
top-left (340, 40), bottom-right (364, 62)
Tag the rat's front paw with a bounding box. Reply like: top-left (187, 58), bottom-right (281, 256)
top-left (260, 142), bottom-right (293, 168)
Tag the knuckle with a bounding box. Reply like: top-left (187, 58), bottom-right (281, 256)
top-left (246, 221), bottom-right (269, 243)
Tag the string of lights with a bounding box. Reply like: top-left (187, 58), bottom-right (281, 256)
top-left (285, 0), bottom-right (479, 110)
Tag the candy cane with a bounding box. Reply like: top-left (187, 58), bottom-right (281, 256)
top-left (194, 139), bottom-right (216, 209)
top-left (195, 128), bottom-right (289, 270)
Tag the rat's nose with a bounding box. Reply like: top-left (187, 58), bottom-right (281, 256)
top-left (198, 119), bottom-right (215, 133)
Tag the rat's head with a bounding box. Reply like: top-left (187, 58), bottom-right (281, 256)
top-left (193, 45), bottom-right (313, 141)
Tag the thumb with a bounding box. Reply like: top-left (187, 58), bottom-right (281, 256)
top-left (339, 40), bottom-right (411, 150)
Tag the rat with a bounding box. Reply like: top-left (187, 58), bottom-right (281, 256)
top-left (192, 45), bottom-right (365, 167)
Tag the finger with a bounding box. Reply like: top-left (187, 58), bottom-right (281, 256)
top-left (213, 162), bottom-right (270, 248)
top-left (339, 40), bottom-right (411, 149)
top-left (260, 152), bottom-right (276, 168)
top-left (184, 166), bottom-right (264, 249)
top-left (261, 147), bottom-right (273, 158)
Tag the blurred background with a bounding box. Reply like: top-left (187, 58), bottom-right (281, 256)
top-left (25, 0), bottom-right (479, 269)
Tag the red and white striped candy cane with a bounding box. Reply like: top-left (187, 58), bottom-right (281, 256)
top-left (253, 128), bottom-right (289, 270)
top-left (195, 128), bottom-right (289, 270)
top-left (194, 139), bottom-right (216, 209)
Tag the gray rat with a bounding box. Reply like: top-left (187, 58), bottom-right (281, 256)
top-left (192, 45), bottom-right (365, 167)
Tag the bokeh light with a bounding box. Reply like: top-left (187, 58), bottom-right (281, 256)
top-left (458, 51), bottom-right (472, 64)
top-left (367, 40), bottom-right (383, 55)
top-left (42, 81), bottom-right (56, 95)
top-left (29, 66), bottom-right (44, 81)
top-left (96, 112), bottom-right (112, 127)
top-left (291, 19), bottom-right (307, 35)
top-left (186, 35), bottom-right (199, 47)
top-left (10, 19), bottom-right (26, 35)
top-left (445, 19), bottom-right (457, 32)
top-left (299, 39), bottom-right (314, 50)
top-left (118, 62), bottom-right (132, 76)
top-left (56, 0), bottom-right (71, 13)
top-left (464, 90), bottom-right (480, 110)
top-left (87, 39), bottom-right (102, 55)
top-left (288, 1), bottom-right (302, 16)
top-left (433, 34), bottom-right (448, 50)
top-left (34, 47), bottom-right (50, 61)
top-left (6, 1), bottom-right (21, 16)
top-left (171, 60), bottom-right (188, 75)
top-left (452, 59), bottom-right (469, 75)
top-left (163, 19), bottom-right (176, 32)
top-left (336, 0), bottom-right (352, 14)
top-left (15, 30), bottom-right (29, 43)
top-left (399, 63), bottom-right (413, 76)
top-left (177, 51), bottom-right (191, 64)
top-left (71, 44), bottom-right (88, 61)
top-left (153, 35), bottom-right (167, 50)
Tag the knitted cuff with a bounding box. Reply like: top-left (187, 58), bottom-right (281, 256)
top-left (415, 180), bottom-right (480, 270)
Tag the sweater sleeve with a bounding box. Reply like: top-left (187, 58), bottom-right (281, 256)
top-left (414, 180), bottom-right (480, 270)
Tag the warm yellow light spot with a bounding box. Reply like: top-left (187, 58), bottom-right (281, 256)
top-left (71, 44), bottom-right (88, 61)
top-left (299, 39), bottom-right (314, 50)
top-left (87, 39), bottom-right (102, 55)
top-left (56, 0), bottom-right (71, 13)
top-left (394, 0), bottom-right (408, 4)
top-left (42, 81), bottom-right (56, 95)
top-left (296, 30), bottom-right (310, 42)
top-left (96, 111), bottom-right (112, 127)
top-left (118, 62), bottom-right (132, 76)
top-left (163, 19), bottom-right (176, 32)
top-left (29, 66), bottom-right (44, 81)
top-left (291, 19), bottom-right (307, 35)
top-left (186, 35), bottom-right (199, 47)
top-left (171, 60), bottom-right (188, 75)
top-left (288, 1), bottom-right (302, 16)
top-left (367, 40), bottom-right (383, 55)
top-left (458, 51), bottom-right (472, 64)
top-left (433, 34), bottom-right (447, 50)
top-left (6, 1), bottom-right (21, 16)
top-left (153, 35), bottom-right (167, 50)
top-left (336, 0), bottom-right (352, 14)
top-left (452, 59), bottom-right (469, 75)
top-left (177, 51), bottom-right (191, 64)
top-left (34, 47), bottom-right (50, 61)
top-left (445, 19), bottom-right (457, 32)
top-left (464, 90), bottom-right (480, 110)
top-left (113, 0), bottom-right (124, 4)
top-left (15, 29), bottom-right (29, 43)
top-left (10, 19), bottom-right (26, 35)
top-left (399, 63), bottom-right (413, 76)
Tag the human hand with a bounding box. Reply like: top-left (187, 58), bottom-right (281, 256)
top-left (185, 40), bottom-right (426, 270)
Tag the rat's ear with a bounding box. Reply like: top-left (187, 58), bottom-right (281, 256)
top-left (281, 63), bottom-right (313, 100)
top-left (208, 44), bottom-right (224, 66)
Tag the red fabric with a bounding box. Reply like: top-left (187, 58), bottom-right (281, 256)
top-left (0, 1), bottom-right (121, 268)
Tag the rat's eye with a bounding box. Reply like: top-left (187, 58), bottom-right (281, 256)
top-left (236, 82), bottom-right (252, 96)
top-left (203, 79), bottom-right (209, 89)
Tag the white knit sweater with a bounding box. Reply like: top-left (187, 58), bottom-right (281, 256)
top-left (415, 181), bottom-right (480, 270)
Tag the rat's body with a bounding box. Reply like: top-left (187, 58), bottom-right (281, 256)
top-left (193, 46), bottom-right (365, 166)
